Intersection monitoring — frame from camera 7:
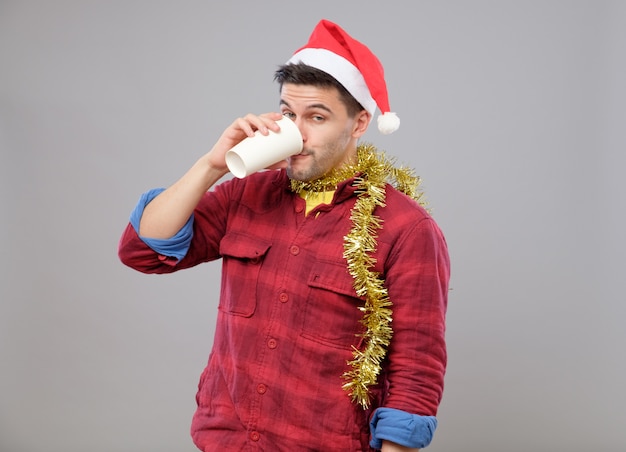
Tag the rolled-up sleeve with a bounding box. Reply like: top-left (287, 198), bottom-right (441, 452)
top-left (128, 188), bottom-right (194, 261)
top-left (369, 407), bottom-right (438, 449)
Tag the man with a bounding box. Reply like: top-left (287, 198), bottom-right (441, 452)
top-left (118, 19), bottom-right (449, 451)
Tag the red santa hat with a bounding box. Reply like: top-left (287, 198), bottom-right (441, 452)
top-left (286, 19), bottom-right (400, 134)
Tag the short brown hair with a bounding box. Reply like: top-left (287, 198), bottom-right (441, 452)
top-left (274, 62), bottom-right (365, 117)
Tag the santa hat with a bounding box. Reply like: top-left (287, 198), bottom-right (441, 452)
top-left (286, 19), bottom-right (400, 135)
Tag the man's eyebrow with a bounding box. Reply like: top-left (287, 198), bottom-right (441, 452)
top-left (308, 103), bottom-right (332, 113)
top-left (279, 99), bottom-right (333, 113)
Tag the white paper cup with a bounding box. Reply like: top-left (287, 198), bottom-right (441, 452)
top-left (225, 117), bottom-right (303, 178)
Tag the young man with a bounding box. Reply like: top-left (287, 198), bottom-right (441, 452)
top-left (119, 20), bottom-right (449, 451)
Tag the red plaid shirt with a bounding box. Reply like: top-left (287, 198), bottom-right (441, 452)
top-left (118, 169), bottom-right (449, 451)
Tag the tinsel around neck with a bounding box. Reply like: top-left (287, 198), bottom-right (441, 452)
top-left (290, 143), bottom-right (427, 408)
top-left (290, 143), bottom-right (427, 207)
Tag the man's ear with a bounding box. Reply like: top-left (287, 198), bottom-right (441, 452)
top-left (352, 110), bottom-right (372, 138)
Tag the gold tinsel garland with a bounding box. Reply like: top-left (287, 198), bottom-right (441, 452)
top-left (291, 143), bottom-right (427, 409)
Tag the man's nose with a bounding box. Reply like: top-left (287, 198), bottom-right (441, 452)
top-left (293, 119), bottom-right (306, 142)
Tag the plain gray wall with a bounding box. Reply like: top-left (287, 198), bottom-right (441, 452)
top-left (1, 1), bottom-right (625, 451)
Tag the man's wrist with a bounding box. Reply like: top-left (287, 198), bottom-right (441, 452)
top-left (381, 439), bottom-right (420, 451)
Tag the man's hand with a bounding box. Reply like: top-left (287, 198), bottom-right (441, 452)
top-left (206, 112), bottom-right (284, 172)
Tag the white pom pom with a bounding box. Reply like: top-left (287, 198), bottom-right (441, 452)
top-left (377, 112), bottom-right (400, 134)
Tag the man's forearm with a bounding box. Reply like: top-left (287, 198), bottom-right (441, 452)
top-left (139, 155), bottom-right (226, 239)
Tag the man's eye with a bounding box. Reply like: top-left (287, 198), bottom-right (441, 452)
top-left (283, 112), bottom-right (295, 119)
top-left (313, 115), bottom-right (324, 121)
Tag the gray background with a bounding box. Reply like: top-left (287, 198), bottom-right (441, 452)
top-left (1, 1), bottom-right (625, 451)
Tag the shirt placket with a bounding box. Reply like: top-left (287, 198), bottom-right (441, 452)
top-left (245, 193), bottom-right (312, 446)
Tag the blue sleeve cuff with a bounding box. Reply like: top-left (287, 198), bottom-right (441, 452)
top-left (129, 188), bottom-right (194, 261)
top-left (369, 408), bottom-right (438, 450)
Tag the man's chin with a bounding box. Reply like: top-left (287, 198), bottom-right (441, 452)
top-left (286, 169), bottom-right (305, 181)
top-left (286, 164), bottom-right (308, 181)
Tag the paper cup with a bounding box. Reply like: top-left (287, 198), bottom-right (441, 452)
top-left (225, 117), bottom-right (303, 178)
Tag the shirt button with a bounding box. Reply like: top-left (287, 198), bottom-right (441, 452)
top-left (295, 204), bottom-right (304, 213)
top-left (157, 254), bottom-right (167, 261)
top-left (290, 245), bottom-right (300, 255)
top-left (279, 292), bottom-right (289, 303)
top-left (249, 431), bottom-right (260, 442)
top-left (267, 338), bottom-right (277, 349)
top-left (257, 383), bottom-right (267, 394)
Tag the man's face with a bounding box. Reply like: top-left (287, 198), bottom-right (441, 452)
top-left (279, 83), bottom-right (369, 182)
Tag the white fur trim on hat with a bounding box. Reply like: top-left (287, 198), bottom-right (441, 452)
top-left (287, 48), bottom-right (377, 117)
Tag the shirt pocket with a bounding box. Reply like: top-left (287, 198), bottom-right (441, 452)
top-left (301, 259), bottom-right (365, 349)
top-left (218, 232), bottom-right (271, 317)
